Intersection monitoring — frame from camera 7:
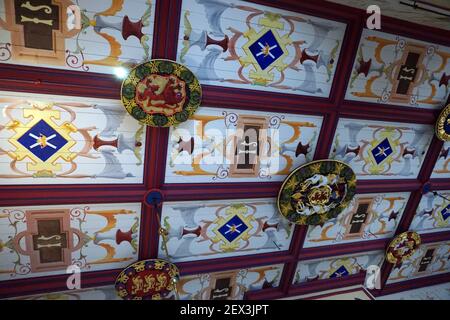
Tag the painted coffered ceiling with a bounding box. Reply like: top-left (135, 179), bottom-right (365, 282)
top-left (0, 0), bottom-right (449, 300)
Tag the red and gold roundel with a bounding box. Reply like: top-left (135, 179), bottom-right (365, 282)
top-left (115, 259), bottom-right (179, 300)
top-left (121, 59), bottom-right (201, 127)
top-left (386, 231), bottom-right (421, 264)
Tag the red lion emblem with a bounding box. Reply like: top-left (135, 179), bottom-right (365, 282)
top-left (135, 74), bottom-right (186, 116)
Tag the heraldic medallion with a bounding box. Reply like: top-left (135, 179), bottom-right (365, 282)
top-left (436, 104), bottom-right (450, 141)
top-left (386, 231), bottom-right (421, 264)
top-left (277, 160), bottom-right (356, 225)
top-left (121, 59), bottom-right (202, 127)
top-left (115, 259), bottom-right (179, 300)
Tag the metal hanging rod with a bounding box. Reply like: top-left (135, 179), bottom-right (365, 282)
top-left (399, 0), bottom-right (450, 18)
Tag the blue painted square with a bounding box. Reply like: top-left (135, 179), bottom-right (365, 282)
top-left (371, 138), bottom-right (393, 165)
top-left (440, 204), bottom-right (450, 221)
top-left (217, 215), bottom-right (248, 243)
top-left (17, 119), bottom-right (67, 162)
top-left (329, 265), bottom-right (350, 278)
top-left (248, 30), bottom-right (284, 70)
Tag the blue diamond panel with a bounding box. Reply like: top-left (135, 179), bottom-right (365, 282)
top-left (217, 215), bottom-right (249, 243)
top-left (249, 30), bottom-right (284, 70)
top-left (329, 265), bottom-right (350, 278)
top-left (17, 119), bottom-right (68, 162)
top-left (440, 204), bottom-right (450, 221)
top-left (371, 138), bottom-right (393, 165)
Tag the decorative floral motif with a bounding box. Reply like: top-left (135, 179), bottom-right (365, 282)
top-left (346, 29), bottom-right (450, 109)
top-left (0, 203), bottom-right (141, 281)
top-left (410, 191), bottom-right (450, 234)
top-left (294, 251), bottom-right (384, 284)
top-left (159, 199), bottom-right (293, 262)
top-left (177, 264), bottom-right (283, 300)
top-left (0, 94), bottom-right (145, 183)
top-left (304, 192), bottom-right (409, 248)
top-left (0, 43), bottom-right (12, 62)
top-left (166, 108), bottom-right (322, 183)
top-left (179, 0), bottom-right (345, 97)
top-left (330, 118), bottom-right (432, 180)
top-left (65, 49), bottom-right (89, 71)
top-left (223, 112), bottom-right (239, 128)
top-left (1, 1), bottom-right (154, 74)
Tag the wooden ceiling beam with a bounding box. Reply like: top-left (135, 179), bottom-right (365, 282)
top-left (0, 268), bottom-right (120, 300)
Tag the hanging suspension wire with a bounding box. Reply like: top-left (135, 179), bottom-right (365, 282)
top-left (432, 191), bottom-right (450, 202)
top-left (151, 196), bottom-right (180, 300)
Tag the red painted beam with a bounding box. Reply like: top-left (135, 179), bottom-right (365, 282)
top-left (299, 238), bottom-right (390, 261)
top-left (287, 272), bottom-right (367, 297)
top-left (427, 179), bottom-right (450, 191)
top-left (355, 180), bottom-right (422, 193)
top-left (161, 179), bottom-right (422, 201)
top-left (150, 0), bottom-right (167, 58)
top-left (314, 112), bottom-right (339, 160)
top-left (138, 203), bottom-right (155, 260)
top-left (372, 273), bottom-right (450, 297)
top-left (340, 102), bottom-right (438, 125)
top-left (420, 230), bottom-right (450, 243)
top-left (202, 85), bottom-right (336, 115)
top-left (279, 226), bottom-right (308, 294)
top-left (419, 137), bottom-right (445, 186)
top-left (151, 0), bottom-right (183, 60)
top-left (161, 179), bottom-right (422, 202)
top-left (0, 64), bottom-right (121, 99)
top-left (0, 269), bottom-right (120, 299)
top-left (245, 287), bottom-right (285, 300)
top-left (177, 251), bottom-right (293, 276)
top-left (145, 0), bottom-right (184, 261)
top-left (161, 182), bottom-right (280, 201)
top-left (327, 10), bottom-right (363, 108)
top-left (144, 126), bottom-right (170, 188)
top-left (0, 186), bottom-right (146, 206)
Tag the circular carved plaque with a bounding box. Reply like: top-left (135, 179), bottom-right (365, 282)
top-left (121, 59), bottom-right (201, 127)
top-left (277, 160), bottom-right (356, 225)
top-left (436, 104), bottom-right (450, 141)
top-left (386, 231), bottom-right (421, 264)
top-left (115, 259), bottom-right (179, 300)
